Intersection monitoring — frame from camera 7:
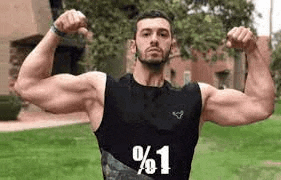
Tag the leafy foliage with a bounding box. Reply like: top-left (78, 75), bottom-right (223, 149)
top-left (207, 0), bottom-right (256, 31)
top-left (63, 0), bottom-right (133, 72)
top-left (0, 95), bottom-right (22, 120)
top-left (62, 0), bottom-right (256, 71)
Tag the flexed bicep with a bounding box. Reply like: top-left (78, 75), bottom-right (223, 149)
top-left (200, 83), bottom-right (272, 126)
top-left (16, 72), bottom-right (106, 114)
top-left (200, 27), bottom-right (274, 126)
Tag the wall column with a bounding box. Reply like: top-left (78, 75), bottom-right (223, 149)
top-left (0, 40), bottom-right (11, 95)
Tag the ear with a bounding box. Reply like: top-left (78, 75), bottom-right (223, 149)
top-left (170, 38), bottom-right (178, 55)
top-left (130, 39), bottom-right (136, 54)
top-left (171, 38), bottom-right (177, 52)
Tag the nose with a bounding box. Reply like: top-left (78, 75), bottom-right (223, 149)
top-left (150, 33), bottom-right (159, 46)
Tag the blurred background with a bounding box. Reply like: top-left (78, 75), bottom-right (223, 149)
top-left (1, 1), bottom-right (281, 179)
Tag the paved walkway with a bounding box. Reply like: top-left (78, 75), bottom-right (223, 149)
top-left (0, 111), bottom-right (90, 132)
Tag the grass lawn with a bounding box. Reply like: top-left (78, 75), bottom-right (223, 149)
top-left (191, 117), bottom-right (281, 179)
top-left (1, 114), bottom-right (281, 179)
top-left (0, 124), bottom-right (103, 180)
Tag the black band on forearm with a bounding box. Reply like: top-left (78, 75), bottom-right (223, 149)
top-left (50, 24), bottom-right (67, 37)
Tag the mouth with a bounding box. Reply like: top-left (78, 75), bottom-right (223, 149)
top-left (147, 48), bottom-right (161, 52)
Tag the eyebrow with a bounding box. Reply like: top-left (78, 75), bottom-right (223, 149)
top-left (140, 28), bottom-right (170, 33)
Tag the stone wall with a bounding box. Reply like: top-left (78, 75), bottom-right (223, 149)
top-left (9, 42), bottom-right (34, 91)
top-left (0, 40), bottom-right (10, 95)
top-left (9, 42), bottom-right (34, 108)
top-left (0, 0), bottom-right (52, 95)
top-left (0, 0), bottom-right (52, 41)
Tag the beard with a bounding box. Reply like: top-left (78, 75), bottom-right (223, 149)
top-left (136, 46), bottom-right (171, 66)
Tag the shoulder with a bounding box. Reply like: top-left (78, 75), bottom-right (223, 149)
top-left (198, 82), bottom-right (217, 95)
top-left (197, 82), bottom-right (219, 110)
top-left (79, 71), bottom-right (106, 81)
top-left (74, 72), bottom-right (107, 96)
top-left (79, 71), bottom-right (106, 85)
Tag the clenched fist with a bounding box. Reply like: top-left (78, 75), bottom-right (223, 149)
top-left (226, 26), bottom-right (257, 53)
top-left (53, 9), bottom-right (89, 38)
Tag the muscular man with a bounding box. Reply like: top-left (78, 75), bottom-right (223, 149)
top-left (15, 9), bottom-right (275, 179)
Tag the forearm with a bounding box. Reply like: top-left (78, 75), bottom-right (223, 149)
top-left (244, 44), bottom-right (275, 112)
top-left (16, 30), bottom-right (61, 87)
top-left (205, 27), bottom-right (276, 126)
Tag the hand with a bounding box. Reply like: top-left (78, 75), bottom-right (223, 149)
top-left (226, 26), bottom-right (257, 53)
top-left (54, 9), bottom-right (89, 37)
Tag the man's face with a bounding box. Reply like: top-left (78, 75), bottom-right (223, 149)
top-left (133, 18), bottom-right (173, 65)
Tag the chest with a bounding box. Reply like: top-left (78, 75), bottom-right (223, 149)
top-left (113, 87), bottom-right (198, 133)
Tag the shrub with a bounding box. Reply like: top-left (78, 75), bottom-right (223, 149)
top-left (0, 95), bottom-right (22, 120)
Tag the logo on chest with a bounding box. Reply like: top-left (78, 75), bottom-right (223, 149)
top-left (172, 110), bottom-right (184, 120)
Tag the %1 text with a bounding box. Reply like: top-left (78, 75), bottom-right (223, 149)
top-left (132, 145), bottom-right (171, 175)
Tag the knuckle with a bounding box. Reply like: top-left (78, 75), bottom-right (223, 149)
top-left (65, 10), bottom-right (70, 13)
top-left (64, 24), bottom-right (71, 30)
top-left (75, 20), bottom-right (80, 26)
top-left (80, 14), bottom-right (87, 21)
top-left (78, 11), bottom-right (85, 16)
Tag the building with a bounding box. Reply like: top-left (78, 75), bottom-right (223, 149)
top-left (0, 0), bottom-right (271, 112)
top-left (0, 0), bottom-right (88, 111)
top-left (0, 0), bottom-right (85, 93)
top-left (127, 36), bottom-right (271, 91)
top-left (168, 36), bottom-right (271, 90)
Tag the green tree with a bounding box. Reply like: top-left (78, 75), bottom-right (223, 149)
top-left (62, 0), bottom-right (256, 72)
top-left (207, 0), bottom-right (257, 31)
top-left (62, 0), bottom-right (134, 73)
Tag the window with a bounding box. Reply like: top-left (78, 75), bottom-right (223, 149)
top-left (184, 71), bottom-right (191, 84)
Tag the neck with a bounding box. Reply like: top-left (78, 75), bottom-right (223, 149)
top-left (133, 58), bottom-right (165, 87)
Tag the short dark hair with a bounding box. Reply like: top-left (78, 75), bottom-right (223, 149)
top-left (133, 10), bottom-right (174, 39)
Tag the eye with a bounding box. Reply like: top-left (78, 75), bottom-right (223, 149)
top-left (142, 32), bottom-right (150, 37)
top-left (159, 31), bottom-right (169, 38)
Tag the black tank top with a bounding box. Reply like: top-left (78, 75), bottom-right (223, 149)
top-left (95, 74), bottom-right (202, 180)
